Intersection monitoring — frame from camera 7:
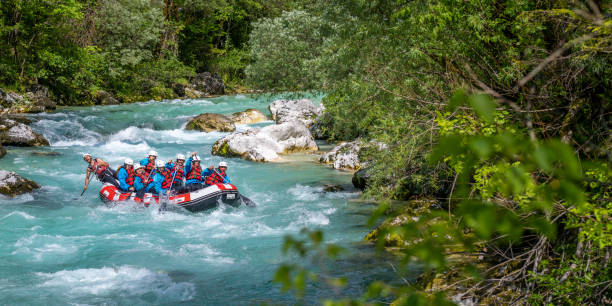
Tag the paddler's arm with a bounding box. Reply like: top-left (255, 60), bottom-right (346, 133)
top-left (83, 167), bottom-right (92, 191)
top-left (223, 174), bottom-right (230, 184)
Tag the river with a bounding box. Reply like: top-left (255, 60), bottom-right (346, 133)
top-left (0, 95), bottom-right (406, 305)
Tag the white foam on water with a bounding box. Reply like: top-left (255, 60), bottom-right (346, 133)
top-left (36, 266), bottom-right (195, 302)
top-left (288, 184), bottom-right (323, 202)
top-left (1, 211), bottom-right (36, 220)
top-left (12, 234), bottom-right (81, 262)
top-left (32, 119), bottom-right (101, 147)
top-left (108, 125), bottom-right (220, 145)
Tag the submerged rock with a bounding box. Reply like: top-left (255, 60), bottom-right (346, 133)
top-left (229, 109), bottom-right (268, 124)
top-left (0, 170), bottom-right (40, 196)
top-left (30, 151), bottom-right (61, 156)
top-left (0, 118), bottom-right (49, 146)
top-left (323, 184), bottom-right (345, 192)
top-left (211, 121), bottom-right (318, 162)
top-left (269, 99), bottom-right (321, 127)
top-left (191, 72), bottom-right (225, 96)
top-left (185, 113), bottom-right (236, 132)
top-left (320, 140), bottom-right (363, 171)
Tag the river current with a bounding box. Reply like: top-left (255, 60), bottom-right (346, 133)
top-left (0, 95), bottom-right (400, 305)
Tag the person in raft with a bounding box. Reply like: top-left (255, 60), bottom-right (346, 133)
top-left (165, 154), bottom-right (186, 190)
top-left (202, 161), bottom-right (230, 186)
top-left (152, 159), bottom-right (174, 196)
top-left (184, 152), bottom-right (204, 191)
top-left (139, 150), bottom-right (158, 181)
top-left (116, 158), bottom-right (135, 192)
top-left (82, 153), bottom-right (119, 192)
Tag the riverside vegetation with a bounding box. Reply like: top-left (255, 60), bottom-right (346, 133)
top-left (0, 0), bottom-right (610, 305)
top-left (244, 0), bottom-right (611, 305)
top-left (0, 0), bottom-right (299, 107)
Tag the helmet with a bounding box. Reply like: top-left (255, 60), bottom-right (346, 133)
top-left (148, 150), bottom-right (158, 157)
top-left (219, 161), bottom-right (228, 167)
top-left (135, 164), bottom-right (144, 170)
top-left (124, 158), bottom-right (133, 165)
top-left (193, 156), bottom-right (201, 161)
top-left (177, 154), bottom-right (185, 160)
top-left (83, 153), bottom-right (91, 158)
top-left (155, 160), bottom-right (165, 167)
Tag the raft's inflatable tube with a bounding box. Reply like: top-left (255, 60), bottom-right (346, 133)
top-left (99, 183), bottom-right (241, 212)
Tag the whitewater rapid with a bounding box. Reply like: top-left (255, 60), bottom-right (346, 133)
top-left (0, 95), bottom-right (398, 304)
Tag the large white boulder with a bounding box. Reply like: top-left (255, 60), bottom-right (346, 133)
top-left (212, 121), bottom-right (318, 162)
top-left (268, 99), bottom-right (320, 127)
top-left (0, 118), bottom-right (49, 146)
top-left (0, 170), bottom-right (40, 196)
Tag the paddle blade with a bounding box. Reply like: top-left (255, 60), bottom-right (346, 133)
top-left (240, 194), bottom-right (257, 207)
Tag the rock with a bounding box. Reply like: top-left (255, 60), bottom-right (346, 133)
top-left (0, 118), bottom-right (50, 146)
top-left (191, 72), bottom-right (225, 96)
top-left (0, 144), bottom-right (6, 159)
top-left (96, 90), bottom-right (120, 105)
top-left (229, 109), bottom-right (268, 124)
top-left (323, 184), bottom-right (344, 192)
top-left (320, 140), bottom-right (363, 171)
top-left (184, 87), bottom-right (205, 99)
top-left (0, 90), bottom-right (21, 107)
top-left (352, 167), bottom-right (371, 190)
top-left (185, 113), bottom-right (236, 132)
top-left (172, 83), bottom-right (186, 97)
top-left (30, 151), bottom-right (61, 156)
top-left (0, 170), bottom-right (40, 196)
top-left (269, 99), bottom-right (321, 127)
top-left (26, 84), bottom-right (56, 110)
top-left (212, 121), bottom-right (318, 162)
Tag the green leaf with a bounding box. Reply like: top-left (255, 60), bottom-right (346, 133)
top-left (469, 94), bottom-right (496, 123)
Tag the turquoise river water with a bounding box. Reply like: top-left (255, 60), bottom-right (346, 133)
top-left (0, 95), bottom-right (404, 305)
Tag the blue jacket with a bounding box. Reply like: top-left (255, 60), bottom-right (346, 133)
top-left (185, 157), bottom-right (202, 185)
top-left (117, 167), bottom-right (132, 191)
top-left (139, 158), bottom-right (150, 166)
top-left (202, 167), bottom-right (230, 184)
top-left (133, 176), bottom-right (147, 191)
top-left (153, 171), bottom-right (168, 195)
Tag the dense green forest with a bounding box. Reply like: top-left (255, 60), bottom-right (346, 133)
top-left (2, 0), bottom-right (610, 304)
top-left (0, 0), bottom-right (297, 104)
top-left (245, 0), bottom-right (611, 304)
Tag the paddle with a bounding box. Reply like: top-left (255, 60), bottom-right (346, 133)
top-left (212, 168), bottom-right (256, 207)
top-left (159, 167), bottom-right (179, 212)
top-left (80, 171), bottom-right (92, 197)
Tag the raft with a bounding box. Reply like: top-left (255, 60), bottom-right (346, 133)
top-left (98, 183), bottom-right (242, 212)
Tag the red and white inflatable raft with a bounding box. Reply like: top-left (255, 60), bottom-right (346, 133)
top-left (99, 183), bottom-right (242, 212)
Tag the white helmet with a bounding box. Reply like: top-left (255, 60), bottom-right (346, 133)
top-left (135, 164), bottom-right (144, 170)
top-left (155, 160), bottom-right (165, 167)
top-left (219, 161), bottom-right (228, 167)
top-left (83, 153), bottom-right (92, 158)
top-left (193, 156), bottom-right (201, 161)
top-left (177, 154), bottom-right (185, 160)
top-left (124, 158), bottom-right (133, 165)
top-left (148, 150), bottom-right (158, 157)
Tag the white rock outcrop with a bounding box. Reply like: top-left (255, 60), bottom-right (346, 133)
top-left (212, 121), bottom-right (318, 162)
top-left (268, 99), bottom-right (320, 127)
top-left (320, 140), bottom-right (363, 170)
